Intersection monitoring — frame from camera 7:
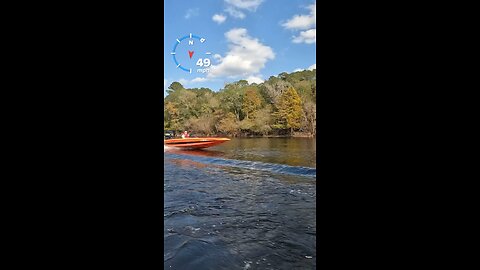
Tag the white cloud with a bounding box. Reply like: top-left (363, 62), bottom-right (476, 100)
top-left (283, 14), bottom-right (315, 30)
top-left (225, 0), bottom-right (264, 11)
top-left (225, 6), bottom-right (246, 19)
top-left (282, 2), bottom-right (316, 30)
top-left (175, 77), bottom-right (211, 87)
top-left (223, 0), bottom-right (264, 19)
top-left (293, 63), bottom-right (316, 72)
top-left (283, 2), bottom-right (316, 44)
top-left (212, 14), bottom-right (227, 24)
top-left (178, 78), bottom-right (189, 85)
top-left (292, 29), bottom-right (316, 44)
top-left (164, 79), bottom-right (167, 88)
top-left (246, 75), bottom-right (264, 84)
top-left (184, 8), bottom-right (199, 19)
top-left (207, 28), bottom-right (275, 79)
top-left (191, 77), bottom-right (209, 83)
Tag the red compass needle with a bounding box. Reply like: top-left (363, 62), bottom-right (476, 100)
top-left (188, 50), bottom-right (194, 59)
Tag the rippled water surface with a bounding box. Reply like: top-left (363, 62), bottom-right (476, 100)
top-left (164, 138), bottom-right (316, 269)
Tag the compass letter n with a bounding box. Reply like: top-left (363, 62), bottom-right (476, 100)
top-left (189, 40), bottom-right (194, 45)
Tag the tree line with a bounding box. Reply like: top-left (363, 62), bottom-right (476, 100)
top-left (164, 69), bottom-right (316, 137)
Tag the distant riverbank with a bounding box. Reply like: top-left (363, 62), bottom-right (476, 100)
top-left (166, 132), bottom-right (315, 139)
top-left (231, 132), bottom-right (315, 138)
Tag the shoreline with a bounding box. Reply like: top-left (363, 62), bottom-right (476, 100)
top-left (233, 134), bottom-right (315, 138)
top-left (166, 134), bottom-right (316, 139)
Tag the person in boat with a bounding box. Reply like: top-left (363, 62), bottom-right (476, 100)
top-left (181, 130), bottom-right (190, 139)
top-left (164, 130), bottom-right (174, 139)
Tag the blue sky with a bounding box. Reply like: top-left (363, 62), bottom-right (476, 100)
top-left (164, 0), bottom-right (316, 96)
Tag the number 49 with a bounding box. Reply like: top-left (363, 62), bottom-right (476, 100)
top-left (196, 58), bottom-right (211, 67)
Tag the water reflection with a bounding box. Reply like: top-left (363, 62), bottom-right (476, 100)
top-left (213, 138), bottom-right (316, 168)
top-left (168, 149), bottom-right (226, 158)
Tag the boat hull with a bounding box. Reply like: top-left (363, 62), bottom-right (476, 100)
top-left (164, 138), bottom-right (230, 149)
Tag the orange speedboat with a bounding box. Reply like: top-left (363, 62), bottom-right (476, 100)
top-left (164, 137), bottom-right (230, 149)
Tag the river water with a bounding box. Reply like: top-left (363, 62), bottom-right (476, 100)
top-left (164, 138), bottom-right (316, 269)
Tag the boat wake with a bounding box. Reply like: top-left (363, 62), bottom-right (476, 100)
top-left (165, 152), bottom-right (316, 178)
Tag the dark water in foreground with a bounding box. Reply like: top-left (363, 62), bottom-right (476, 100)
top-left (164, 138), bottom-right (316, 269)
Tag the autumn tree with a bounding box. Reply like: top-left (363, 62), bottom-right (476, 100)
top-left (251, 106), bottom-right (273, 135)
top-left (217, 112), bottom-right (239, 136)
top-left (187, 115), bottom-right (215, 136)
top-left (302, 100), bottom-right (316, 136)
top-left (273, 86), bottom-right (303, 135)
top-left (262, 77), bottom-right (292, 105)
top-left (164, 102), bottom-right (181, 130)
top-left (242, 87), bottom-right (262, 119)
